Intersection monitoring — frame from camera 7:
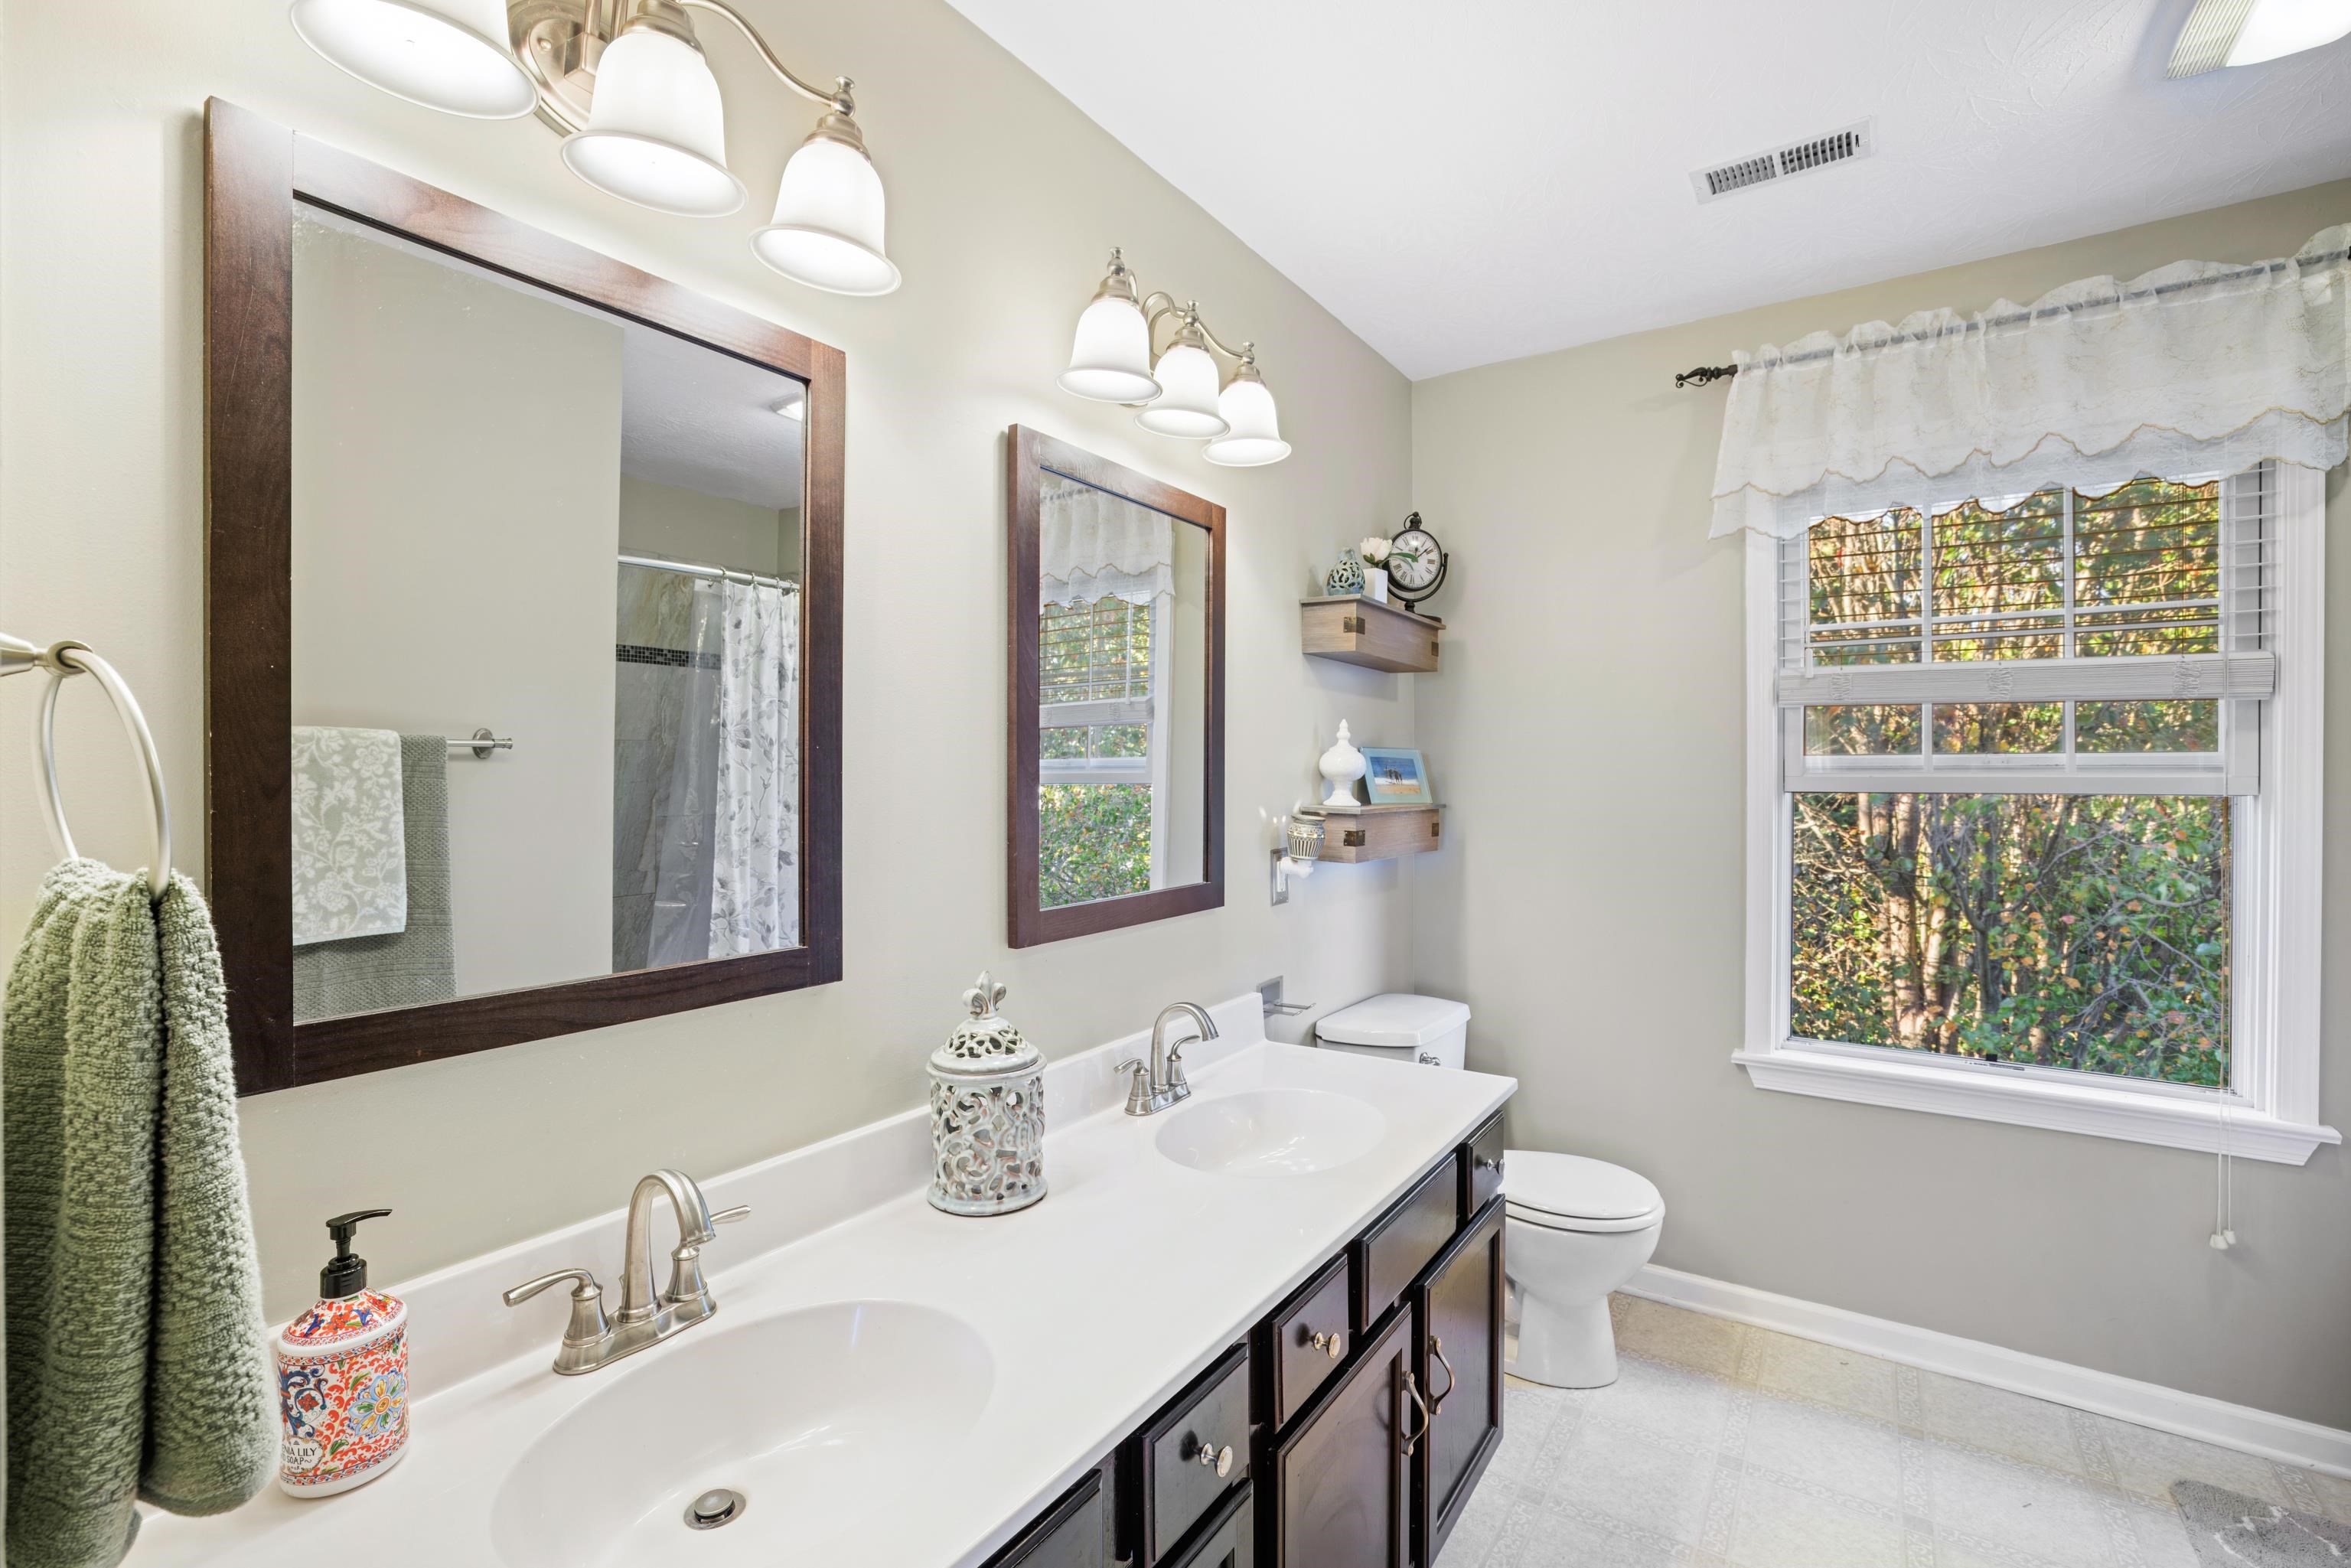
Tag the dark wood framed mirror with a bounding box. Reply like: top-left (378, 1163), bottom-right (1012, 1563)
top-left (205, 99), bottom-right (843, 1094)
top-left (1007, 425), bottom-right (1224, 947)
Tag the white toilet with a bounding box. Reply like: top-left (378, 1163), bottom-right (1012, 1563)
top-left (1501, 1151), bottom-right (1664, 1387)
top-left (1316, 994), bottom-right (1666, 1390)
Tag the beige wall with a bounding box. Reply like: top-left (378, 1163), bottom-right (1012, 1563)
top-left (293, 216), bottom-right (620, 998)
top-left (0, 0), bottom-right (1416, 1319)
top-left (1410, 180), bottom-right (2351, 1429)
top-left (618, 474), bottom-right (795, 579)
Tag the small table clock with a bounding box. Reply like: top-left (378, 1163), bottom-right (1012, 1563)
top-left (1385, 513), bottom-right (1447, 612)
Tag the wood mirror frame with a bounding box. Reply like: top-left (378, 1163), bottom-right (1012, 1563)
top-left (1006, 425), bottom-right (1224, 947)
top-left (204, 99), bottom-right (843, 1095)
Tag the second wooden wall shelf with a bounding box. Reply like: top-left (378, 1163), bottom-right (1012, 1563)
top-left (1315, 804), bottom-right (1443, 863)
top-left (1301, 595), bottom-right (1443, 673)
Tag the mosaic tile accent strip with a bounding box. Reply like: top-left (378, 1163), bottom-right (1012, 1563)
top-left (616, 642), bottom-right (720, 670)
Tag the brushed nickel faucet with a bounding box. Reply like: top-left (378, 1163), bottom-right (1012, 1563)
top-left (1118, 1002), bottom-right (1221, 1116)
top-left (501, 1169), bottom-right (749, 1375)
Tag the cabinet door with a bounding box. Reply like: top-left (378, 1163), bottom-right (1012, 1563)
top-left (1415, 1198), bottom-right (1505, 1566)
top-left (1261, 1306), bottom-right (1419, 1568)
top-left (986, 1462), bottom-right (1113, 1568)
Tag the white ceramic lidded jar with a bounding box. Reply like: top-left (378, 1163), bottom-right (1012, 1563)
top-left (928, 972), bottom-right (1046, 1217)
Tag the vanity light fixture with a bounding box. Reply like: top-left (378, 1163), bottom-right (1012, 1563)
top-left (290, 0), bottom-right (900, 294)
top-left (1057, 249), bottom-right (1293, 465)
top-left (2169, 0), bottom-right (2351, 72)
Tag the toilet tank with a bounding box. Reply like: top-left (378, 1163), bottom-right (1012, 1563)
top-left (1314, 993), bottom-right (1472, 1070)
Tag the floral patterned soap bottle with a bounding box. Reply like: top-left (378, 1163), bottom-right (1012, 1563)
top-left (276, 1209), bottom-right (409, 1498)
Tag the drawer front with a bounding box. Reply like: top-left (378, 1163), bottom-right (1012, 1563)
top-left (986, 1463), bottom-right (1110, 1568)
top-left (1460, 1113), bottom-right (1505, 1218)
top-left (1144, 1343), bottom-right (1253, 1563)
top-left (1265, 1252), bottom-right (1353, 1429)
top-left (1352, 1160), bottom-right (1459, 1335)
top-left (1165, 1481), bottom-right (1252, 1568)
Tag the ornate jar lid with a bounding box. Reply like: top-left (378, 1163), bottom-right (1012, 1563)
top-left (928, 972), bottom-right (1041, 1081)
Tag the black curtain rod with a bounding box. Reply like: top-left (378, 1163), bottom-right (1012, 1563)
top-left (1674, 364), bottom-right (1737, 389)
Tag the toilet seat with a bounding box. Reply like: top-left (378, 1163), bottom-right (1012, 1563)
top-left (1503, 1151), bottom-right (1662, 1235)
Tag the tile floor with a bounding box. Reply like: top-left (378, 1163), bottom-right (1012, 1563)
top-left (1439, 1294), bottom-right (2351, 1568)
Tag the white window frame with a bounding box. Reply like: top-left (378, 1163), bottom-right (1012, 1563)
top-left (1735, 462), bottom-right (2338, 1165)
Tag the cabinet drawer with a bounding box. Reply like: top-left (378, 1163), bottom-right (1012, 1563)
top-left (1352, 1160), bottom-right (1459, 1335)
top-left (1165, 1480), bottom-right (1252, 1568)
top-left (1138, 1342), bottom-right (1252, 1564)
top-left (1459, 1113), bottom-right (1505, 1219)
top-left (986, 1463), bottom-right (1110, 1568)
top-left (1260, 1252), bottom-right (1352, 1429)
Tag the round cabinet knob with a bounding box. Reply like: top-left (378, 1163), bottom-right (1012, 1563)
top-left (1310, 1330), bottom-right (1343, 1360)
top-left (1195, 1441), bottom-right (1234, 1478)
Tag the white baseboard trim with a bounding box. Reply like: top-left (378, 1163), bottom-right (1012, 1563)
top-left (1622, 1263), bottom-right (2351, 1481)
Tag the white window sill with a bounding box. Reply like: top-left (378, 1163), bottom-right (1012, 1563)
top-left (1733, 1045), bottom-right (2340, 1165)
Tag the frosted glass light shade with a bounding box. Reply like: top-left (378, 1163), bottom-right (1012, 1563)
top-left (1058, 296), bottom-right (1161, 403)
top-left (752, 133), bottom-right (902, 295)
top-left (1204, 374), bottom-right (1292, 466)
top-left (1135, 342), bottom-right (1228, 438)
top-left (2228, 0), bottom-right (2351, 63)
top-left (289, 0), bottom-right (536, 119)
top-left (559, 29), bottom-right (745, 217)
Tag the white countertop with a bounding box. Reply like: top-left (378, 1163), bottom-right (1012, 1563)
top-left (135, 1010), bottom-right (1513, 1568)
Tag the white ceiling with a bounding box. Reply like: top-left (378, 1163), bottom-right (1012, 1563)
top-left (618, 325), bottom-right (804, 513)
top-left (944, 0), bottom-right (2351, 380)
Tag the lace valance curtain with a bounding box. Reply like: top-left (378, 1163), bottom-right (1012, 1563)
top-left (1709, 224), bottom-right (2351, 538)
top-left (1041, 484), bottom-right (1173, 606)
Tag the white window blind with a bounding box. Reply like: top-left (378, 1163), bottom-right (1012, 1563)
top-left (1775, 468), bottom-right (2274, 797)
top-left (1040, 595), bottom-right (1156, 787)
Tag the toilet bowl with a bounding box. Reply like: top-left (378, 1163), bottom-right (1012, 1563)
top-left (1502, 1151), bottom-right (1664, 1389)
top-left (1312, 994), bottom-right (1665, 1387)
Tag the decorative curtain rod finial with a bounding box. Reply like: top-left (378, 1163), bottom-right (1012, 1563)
top-left (1674, 363), bottom-right (1739, 390)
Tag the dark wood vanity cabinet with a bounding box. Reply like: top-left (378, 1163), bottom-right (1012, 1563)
top-left (991, 1134), bottom-right (1507, 1568)
top-left (1414, 1200), bottom-right (1507, 1565)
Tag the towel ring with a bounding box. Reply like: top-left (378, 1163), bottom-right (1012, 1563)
top-left (19, 640), bottom-right (174, 898)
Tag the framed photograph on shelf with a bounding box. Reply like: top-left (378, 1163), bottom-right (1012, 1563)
top-left (1356, 747), bottom-right (1434, 807)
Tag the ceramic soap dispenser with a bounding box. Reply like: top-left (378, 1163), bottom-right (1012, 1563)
top-left (276, 1208), bottom-right (409, 1498)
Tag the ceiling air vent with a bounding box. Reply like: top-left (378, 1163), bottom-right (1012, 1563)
top-left (1691, 119), bottom-right (1875, 204)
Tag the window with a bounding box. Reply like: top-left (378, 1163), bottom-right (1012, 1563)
top-left (1038, 593), bottom-right (1168, 905)
top-left (1739, 465), bottom-right (2336, 1163)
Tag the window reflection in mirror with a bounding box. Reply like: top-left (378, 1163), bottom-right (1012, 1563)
top-left (1034, 471), bottom-right (1210, 908)
top-left (289, 206), bottom-right (807, 1024)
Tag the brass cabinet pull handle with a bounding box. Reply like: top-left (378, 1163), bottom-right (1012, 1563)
top-left (1399, 1369), bottom-right (1430, 1458)
top-left (1310, 1329), bottom-right (1343, 1360)
top-left (1427, 1335), bottom-right (1457, 1414)
top-left (1192, 1439), bottom-right (1234, 1478)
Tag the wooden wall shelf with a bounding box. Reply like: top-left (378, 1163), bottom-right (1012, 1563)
top-left (1301, 595), bottom-right (1443, 673)
top-left (1314, 804), bottom-right (1443, 863)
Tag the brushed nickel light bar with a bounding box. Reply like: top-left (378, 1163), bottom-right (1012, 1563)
top-left (1057, 249), bottom-right (1292, 468)
top-left (288, 0), bottom-right (899, 294)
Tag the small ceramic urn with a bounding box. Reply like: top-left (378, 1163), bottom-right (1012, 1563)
top-left (928, 973), bottom-right (1047, 1218)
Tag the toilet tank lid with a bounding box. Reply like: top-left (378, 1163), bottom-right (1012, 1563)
top-left (1504, 1151), bottom-right (1662, 1222)
top-left (1315, 993), bottom-right (1472, 1049)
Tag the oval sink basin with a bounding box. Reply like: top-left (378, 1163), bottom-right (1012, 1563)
top-left (1156, 1087), bottom-right (1387, 1176)
top-left (491, 1301), bottom-right (992, 1566)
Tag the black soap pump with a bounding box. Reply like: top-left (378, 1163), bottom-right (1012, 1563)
top-left (320, 1208), bottom-right (390, 1299)
top-left (276, 1207), bottom-right (412, 1498)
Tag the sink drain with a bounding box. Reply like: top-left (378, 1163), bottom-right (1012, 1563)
top-left (684, 1488), bottom-right (748, 1531)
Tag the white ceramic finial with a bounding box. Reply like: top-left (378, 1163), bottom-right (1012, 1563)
top-left (1319, 720), bottom-right (1365, 809)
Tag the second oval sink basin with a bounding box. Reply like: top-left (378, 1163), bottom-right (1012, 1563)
top-left (491, 1301), bottom-right (992, 1567)
top-left (1156, 1087), bottom-right (1387, 1175)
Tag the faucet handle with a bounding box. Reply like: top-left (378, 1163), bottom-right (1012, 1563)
top-left (709, 1205), bottom-right (751, 1226)
top-left (502, 1267), bottom-right (611, 1348)
top-left (1165, 1035), bottom-right (1198, 1100)
top-left (1117, 1057), bottom-right (1156, 1115)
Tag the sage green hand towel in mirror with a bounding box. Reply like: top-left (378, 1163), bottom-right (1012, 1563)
top-left (5, 861), bottom-right (273, 1568)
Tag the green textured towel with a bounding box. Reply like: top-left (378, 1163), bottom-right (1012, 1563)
top-left (5, 861), bottom-right (273, 1568)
